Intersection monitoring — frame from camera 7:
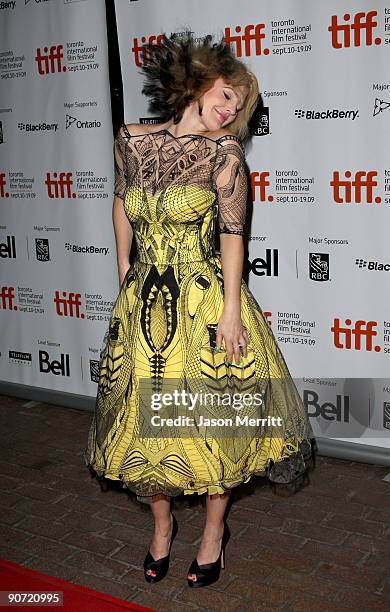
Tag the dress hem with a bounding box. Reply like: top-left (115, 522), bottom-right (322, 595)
top-left (85, 437), bottom-right (314, 504)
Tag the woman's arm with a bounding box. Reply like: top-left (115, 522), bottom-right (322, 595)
top-left (112, 125), bottom-right (133, 287)
top-left (218, 234), bottom-right (248, 365)
top-left (214, 137), bottom-right (249, 365)
top-left (112, 194), bottom-right (133, 286)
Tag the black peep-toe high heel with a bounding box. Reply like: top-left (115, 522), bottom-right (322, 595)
top-left (143, 513), bottom-right (178, 583)
top-left (187, 521), bottom-right (230, 588)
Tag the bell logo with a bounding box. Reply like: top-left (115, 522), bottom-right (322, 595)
top-left (328, 11), bottom-right (380, 48)
top-left (45, 172), bottom-right (76, 199)
top-left (0, 236), bottom-right (16, 259)
top-left (53, 291), bottom-right (84, 318)
top-left (39, 350), bottom-right (70, 377)
top-left (330, 171), bottom-right (380, 204)
top-left (331, 318), bottom-right (380, 351)
top-left (251, 171), bottom-right (272, 202)
top-left (0, 286), bottom-right (17, 311)
top-left (0, 173), bottom-right (9, 198)
top-left (224, 24), bottom-right (268, 57)
top-left (246, 249), bottom-right (278, 277)
top-left (304, 390), bottom-right (350, 422)
top-left (35, 45), bottom-right (66, 75)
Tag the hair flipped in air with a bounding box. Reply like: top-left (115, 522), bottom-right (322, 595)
top-left (140, 31), bottom-right (260, 141)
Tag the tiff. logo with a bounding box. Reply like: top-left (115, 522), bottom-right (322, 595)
top-left (224, 24), bottom-right (268, 57)
top-left (331, 318), bottom-right (380, 351)
top-left (330, 171), bottom-right (380, 204)
top-left (45, 172), bottom-right (76, 199)
top-left (35, 44), bottom-right (66, 75)
top-left (328, 11), bottom-right (380, 48)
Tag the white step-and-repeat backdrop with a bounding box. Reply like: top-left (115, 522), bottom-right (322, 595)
top-left (0, 0), bottom-right (389, 455)
top-left (114, 0), bottom-right (389, 450)
top-left (0, 0), bottom-right (116, 395)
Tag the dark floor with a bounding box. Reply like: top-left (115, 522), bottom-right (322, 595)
top-left (0, 394), bottom-right (389, 611)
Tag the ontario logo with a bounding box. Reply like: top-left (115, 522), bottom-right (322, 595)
top-left (373, 98), bottom-right (390, 117)
top-left (65, 115), bottom-right (101, 130)
top-left (295, 108), bottom-right (358, 120)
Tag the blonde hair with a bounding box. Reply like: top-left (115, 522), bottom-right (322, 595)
top-left (141, 31), bottom-right (260, 141)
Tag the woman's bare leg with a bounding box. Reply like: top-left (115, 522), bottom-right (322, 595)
top-left (187, 491), bottom-right (230, 582)
top-left (145, 493), bottom-right (173, 578)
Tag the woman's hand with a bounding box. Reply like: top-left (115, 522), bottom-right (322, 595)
top-left (216, 306), bottom-right (249, 365)
top-left (118, 263), bottom-right (131, 287)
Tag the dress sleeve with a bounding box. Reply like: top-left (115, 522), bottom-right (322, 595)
top-left (113, 124), bottom-right (128, 200)
top-left (213, 136), bottom-right (248, 236)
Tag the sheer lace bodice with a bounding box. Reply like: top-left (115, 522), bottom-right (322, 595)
top-left (113, 124), bottom-right (248, 266)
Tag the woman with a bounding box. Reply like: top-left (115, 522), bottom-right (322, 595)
top-left (84, 32), bottom-right (314, 588)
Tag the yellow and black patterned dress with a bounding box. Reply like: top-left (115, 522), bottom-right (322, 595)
top-left (84, 124), bottom-right (314, 503)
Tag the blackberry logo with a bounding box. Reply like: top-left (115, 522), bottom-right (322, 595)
top-left (384, 402), bottom-right (390, 430)
top-left (18, 122), bottom-right (58, 132)
top-left (355, 257), bottom-right (390, 271)
top-left (309, 253), bottom-right (329, 281)
top-left (373, 98), bottom-right (390, 117)
top-left (295, 108), bottom-right (358, 120)
top-left (355, 258), bottom-right (367, 269)
top-left (65, 242), bottom-right (109, 255)
top-left (36, 238), bottom-right (50, 262)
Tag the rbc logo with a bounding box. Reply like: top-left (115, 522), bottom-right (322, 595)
top-left (384, 403), bottom-right (390, 430)
top-left (90, 359), bottom-right (100, 383)
top-left (36, 238), bottom-right (50, 262)
top-left (309, 253), bottom-right (329, 281)
top-left (249, 104), bottom-right (269, 137)
top-left (328, 11), bottom-right (380, 49)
